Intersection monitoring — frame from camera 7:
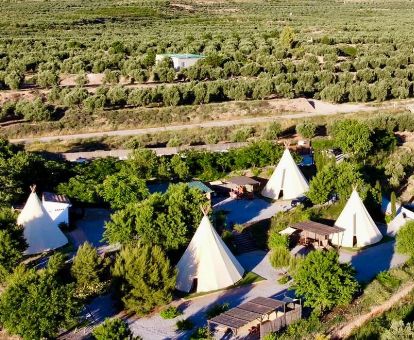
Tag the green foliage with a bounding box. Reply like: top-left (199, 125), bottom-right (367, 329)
top-left (112, 242), bottom-right (176, 315)
top-left (92, 318), bottom-right (137, 340)
top-left (0, 208), bottom-right (26, 281)
top-left (205, 303), bottom-right (230, 319)
top-left (270, 206), bottom-right (314, 233)
top-left (277, 275), bottom-right (290, 285)
top-left (269, 247), bottom-right (291, 268)
top-left (71, 242), bottom-right (105, 298)
top-left (100, 172), bottom-right (149, 209)
top-left (104, 183), bottom-right (206, 249)
top-left (380, 321), bottom-right (414, 339)
top-left (279, 26), bottom-right (296, 49)
top-left (291, 250), bottom-right (358, 313)
top-left (268, 232), bottom-right (289, 250)
top-left (263, 122), bottom-right (282, 140)
top-left (0, 265), bottom-right (80, 340)
top-left (160, 306), bottom-right (182, 319)
top-left (396, 221), bottom-right (414, 258)
top-left (190, 326), bottom-right (212, 340)
top-left (176, 318), bottom-right (194, 331)
top-left (308, 161), bottom-right (369, 204)
top-left (296, 121), bottom-right (317, 139)
top-left (331, 119), bottom-right (372, 159)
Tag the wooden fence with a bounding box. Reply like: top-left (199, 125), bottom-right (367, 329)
top-left (260, 306), bottom-right (302, 339)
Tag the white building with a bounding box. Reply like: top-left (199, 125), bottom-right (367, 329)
top-left (176, 215), bottom-right (244, 293)
top-left (42, 192), bottom-right (71, 227)
top-left (261, 148), bottom-right (309, 200)
top-left (155, 53), bottom-right (205, 70)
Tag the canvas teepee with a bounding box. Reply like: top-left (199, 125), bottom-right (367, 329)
top-left (261, 148), bottom-right (309, 200)
top-left (17, 187), bottom-right (68, 255)
top-left (176, 215), bottom-right (245, 293)
top-left (331, 189), bottom-right (382, 247)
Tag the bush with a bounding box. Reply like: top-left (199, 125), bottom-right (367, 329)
top-left (268, 232), bottom-right (289, 250)
top-left (160, 306), bottom-right (182, 319)
top-left (269, 247), bottom-right (291, 268)
top-left (205, 303), bottom-right (229, 319)
top-left (176, 318), bottom-right (194, 331)
top-left (277, 275), bottom-right (290, 284)
top-left (92, 318), bottom-right (137, 340)
top-left (190, 326), bottom-right (212, 340)
top-left (396, 221), bottom-right (414, 258)
top-left (296, 121), bottom-right (317, 139)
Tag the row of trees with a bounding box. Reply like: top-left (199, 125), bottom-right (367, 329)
top-left (57, 141), bottom-right (284, 204)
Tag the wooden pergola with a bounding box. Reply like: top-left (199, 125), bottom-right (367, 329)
top-left (208, 297), bottom-right (301, 338)
top-left (290, 221), bottom-right (344, 247)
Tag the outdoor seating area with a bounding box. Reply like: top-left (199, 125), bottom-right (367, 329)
top-left (227, 176), bottom-right (260, 199)
top-left (281, 221), bottom-right (344, 250)
top-left (208, 297), bottom-right (302, 339)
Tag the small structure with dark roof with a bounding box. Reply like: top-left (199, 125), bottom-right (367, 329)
top-left (208, 296), bottom-right (301, 338)
top-left (288, 221), bottom-right (344, 248)
top-left (226, 176), bottom-right (260, 199)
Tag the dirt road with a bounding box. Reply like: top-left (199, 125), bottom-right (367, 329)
top-left (9, 101), bottom-right (375, 144)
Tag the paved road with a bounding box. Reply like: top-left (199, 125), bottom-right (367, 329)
top-left (339, 240), bottom-right (408, 282)
top-left (213, 197), bottom-right (290, 225)
top-left (9, 104), bottom-right (373, 144)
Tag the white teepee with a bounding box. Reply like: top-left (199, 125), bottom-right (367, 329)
top-left (17, 189), bottom-right (68, 255)
top-left (331, 189), bottom-right (382, 248)
top-left (176, 215), bottom-right (245, 293)
top-left (261, 148), bottom-right (309, 200)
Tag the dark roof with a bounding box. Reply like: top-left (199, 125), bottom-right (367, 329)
top-left (209, 297), bottom-right (287, 330)
top-left (42, 192), bottom-right (71, 204)
top-left (227, 176), bottom-right (260, 186)
top-left (291, 221), bottom-right (344, 236)
top-left (187, 181), bottom-right (214, 194)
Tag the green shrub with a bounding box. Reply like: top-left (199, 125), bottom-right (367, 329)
top-left (396, 221), bottom-right (414, 258)
top-left (160, 306), bottom-right (182, 319)
top-left (268, 232), bottom-right (289, 250)
top-left (269, 247), bottom-right (291, 268)
top-left (176, 318), bottom-right (194, 331)
top-left (190, 326), bottom-right (212, 340)
top-left (92, 318), bottom-right (137, 340)
top-left (277, 275), bottom-right (290, 284)
top-left (376, 271), bottom-right (401, 290)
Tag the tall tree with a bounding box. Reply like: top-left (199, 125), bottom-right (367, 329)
top-left (331, 119), bottom-right (372, 159)
top-left (0, 265), bottom-right (80, 339)
top-left (72, 242), bottom-right (105, 298)
top-left (291, 250), bottom-right (358, 313)
top-left (112, 242), bottom-right (176, 315)
top-left (100, 172), bottom-right (149, 209)
top-left (0, 208), bottom-right (26, 281)
top-left (104, 184), bottom-right (206, 250)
